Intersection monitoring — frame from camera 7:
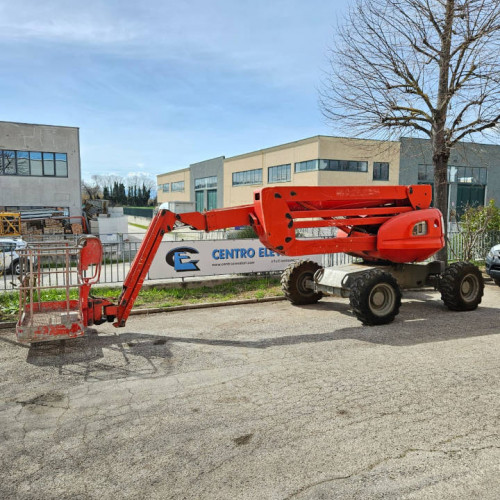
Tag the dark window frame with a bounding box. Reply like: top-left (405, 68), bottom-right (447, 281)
top-left (232, 168), bottom-right (263, 186)
top-left (0, 149), bottom-right (68, 178)
top-left (373, 162), bottom-right (389, 181)
top-left (295, 158), bottom-right (368, 173)
top-left (171, 181), bottom-right (185, 192)
top-left (194, 176), bottom-right (218, 190)
top-left (268, 164), bottom-right (291, 183)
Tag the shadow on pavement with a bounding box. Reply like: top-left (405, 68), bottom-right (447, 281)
top-left (1, 287), bottom-right (497, 377)
top-left (132, 303), bottom-right (499, 350)
top-left (0, 330), bottom-right (175, 380)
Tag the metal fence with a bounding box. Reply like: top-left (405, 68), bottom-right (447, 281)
top-left (1, 230), bottom-right (498, 292)
top-left (447, 230), bottom-right (500, 262)
top-left (123, 207), bottom-right (153, 218)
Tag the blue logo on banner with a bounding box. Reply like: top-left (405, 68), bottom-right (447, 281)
top-left (166, 247), bottom-right (200, 272)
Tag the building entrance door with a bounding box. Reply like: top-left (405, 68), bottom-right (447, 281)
top-left (195, 191), bottom-right (204, 212)
top-left (207, 189), bottom-right (217, 211)
top-left (456, 184), bottom-right (485, 217)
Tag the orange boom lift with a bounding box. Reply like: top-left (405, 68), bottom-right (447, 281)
top-left (16, 185), bottom-right (484, 342)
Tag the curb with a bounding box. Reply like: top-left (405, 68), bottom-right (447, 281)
top-left (128, 295), bottom-right (285, 316)
top-left (0, 321), bottom-right (16, 330)
top-left (0, 296), bottom-right (286, 330)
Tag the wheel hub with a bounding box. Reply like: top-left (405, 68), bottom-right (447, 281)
top-left (461, 274), bottom-right (478, 302)
top-left (372, 291), bottom-right (385, 307)
top-left (369, 283), bottom-right (396, 317)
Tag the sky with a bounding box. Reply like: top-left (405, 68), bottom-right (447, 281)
top-left (0, 0), bottom-right (348, 182)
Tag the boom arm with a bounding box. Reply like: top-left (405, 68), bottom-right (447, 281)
top-left (93, 184), bottom-right (443, 328)
top-left (110, 204), bottom-right (254, 327)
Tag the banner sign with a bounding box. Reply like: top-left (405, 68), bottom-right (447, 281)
top-left (148, 239), bottom-right (322, 279)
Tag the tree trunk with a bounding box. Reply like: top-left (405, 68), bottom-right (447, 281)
top-left (433, 147), bottom-right (450, 263)
top-left (432, 0), bottom-right (454, 264)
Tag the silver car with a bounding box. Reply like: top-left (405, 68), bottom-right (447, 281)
top-left (0, 238), bottom-right (28, 275)
top-left (486, 243), bottom-right (500, 286)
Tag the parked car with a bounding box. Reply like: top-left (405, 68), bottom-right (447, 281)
top-left (0, 237), bottom-right (28, 275)
top-left (486, 243), bottom-right (500, 286)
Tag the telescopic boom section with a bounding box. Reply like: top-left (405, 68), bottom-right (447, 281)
top-left (111, 204), bottom-right (255, 327)
top-left (106, 184), bottom-right (443, 327)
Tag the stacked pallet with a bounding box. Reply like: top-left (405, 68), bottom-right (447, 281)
top-left (71, 223), bottom-right (83, 235)
top-left (21, 222), bottom-right (43, 236)
top-left (44, 219), bottom-right (65, 235)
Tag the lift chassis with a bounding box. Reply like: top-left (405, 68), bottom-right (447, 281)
top-left (16, 184), bottom-right (484, 342)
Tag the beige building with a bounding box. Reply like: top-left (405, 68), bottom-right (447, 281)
top-left (223, 136), bottom-right (400, 207)
top-left (157, 168), bottom-right (191, 204)
top-left (157, 136), bottom-right (401, 210)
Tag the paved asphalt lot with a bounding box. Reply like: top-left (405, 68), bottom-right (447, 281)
top-left (1, 283), bottom-right (500, 499)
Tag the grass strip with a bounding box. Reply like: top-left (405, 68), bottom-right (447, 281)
top-left (0, 277), bottom-right (283, 321)
top-left (128, 222), bottom-right (149, 230)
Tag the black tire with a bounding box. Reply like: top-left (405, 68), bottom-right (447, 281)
top-left (349, 269), bottom-right (402, 326)
top-left (439, 262), bottom-right (484, 311)
top-left (281, 260), bottom-right (323, 305)
top-left (11, 259), bottom-right (29, 276)
top-left (494, 278), bottom-right (500, 287)
top-left (11, 259), bottom-right (21, 275)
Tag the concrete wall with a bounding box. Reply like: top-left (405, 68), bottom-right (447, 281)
top-left (190, 156), bottom-right (224, 209)
top-left (0, 121), bottom-right (81, 217)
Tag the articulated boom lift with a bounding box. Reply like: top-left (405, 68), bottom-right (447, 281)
top-left (16, 185), bottom-right (484, 343)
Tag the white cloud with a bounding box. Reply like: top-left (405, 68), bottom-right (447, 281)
top-left (0, 0), bottom-right (338, 87)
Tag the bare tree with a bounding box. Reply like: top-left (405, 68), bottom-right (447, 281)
top-left (92, 174), bottom-right (124, 192)
top-left (125, 172), bottom-right (156, 191)
top-left (81, 180), bottom-right (102, 201)
top-left (321, 0), bottom-right (500, 260)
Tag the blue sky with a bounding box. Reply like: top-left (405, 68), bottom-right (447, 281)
top-left (0, 0), bottom-right (347, 181)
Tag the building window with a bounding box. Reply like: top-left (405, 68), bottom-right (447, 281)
top-left (449, 166), bottom-right (487, 185)
top-left (171, 181), bottom-right (185, 192)
top-left (295, 159), bottom-right (368, 173)
top-left (373, 162), bottom-right (389, 181)
top-left (55, 153), bottom-right (68, 176)
top-left (232, 169), bottom-right (262, 186)
top-left (2, 151), bottom-right (16, 175)
top-left (418, 164), bottom-right (434, 182)
top-left (17, 152), bottom-right (30, 176)
top-left (157, 183), bottom-right (170, 192)
top-left (0, 149), bottom-right (68, 177)
top-left (418, 164), bottom-right (487, 185)
top-left (194, 176), bottom-right (217, 189)
top-left (268, 164), bottom-right (291, 183)
top-left (30, 152), bottom-right (43, 176)
top-left (320, 159), bottom-right (368, 172)
top-left (43, 152), bottom-right (55, 176)
top-left (295, 160), bottom-right (318, 173)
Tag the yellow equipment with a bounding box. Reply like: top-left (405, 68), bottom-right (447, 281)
top-left (0, 212), bottom-right (21, 236)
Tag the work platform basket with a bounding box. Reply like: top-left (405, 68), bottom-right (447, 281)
top-left (16, 236), bottom-right (102, 343)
